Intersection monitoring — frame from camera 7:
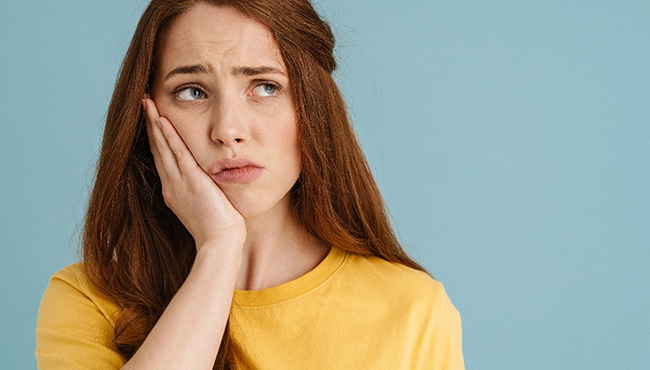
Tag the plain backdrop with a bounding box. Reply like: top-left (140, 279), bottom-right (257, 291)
top-left (1, 1), bottom-right (649, 368)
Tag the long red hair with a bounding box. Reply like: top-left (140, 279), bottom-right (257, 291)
top-left (82, 0), bottom-right (425, 368)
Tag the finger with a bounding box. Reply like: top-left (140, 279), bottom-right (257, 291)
top-left (143, 98), bottom-right (181, 179)
top-left (156, 115), bottom-right (203, 178)
top-left (142, 96), bottom-right (161, 146)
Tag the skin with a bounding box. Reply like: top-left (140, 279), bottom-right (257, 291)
top-left (123, 4), bottom-right (328, 368)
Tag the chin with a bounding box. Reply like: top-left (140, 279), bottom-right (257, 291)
top-left (229, 192), bottom-right (295, 222)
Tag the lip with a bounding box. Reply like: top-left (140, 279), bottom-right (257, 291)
top-left (209, 157), bottom-right (263, 184)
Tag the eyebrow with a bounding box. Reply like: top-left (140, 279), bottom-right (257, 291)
top-left (164, 64), bottom-right (286, 81)
top-left (231, 66), bottom-right (286, 77)
top-left (164, 64), bottom-right (210, 81)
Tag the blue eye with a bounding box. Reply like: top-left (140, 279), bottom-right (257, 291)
top-left (176, 86), bottom-right (206, 101)
top-left (253, 83), bottom-right (279, 97)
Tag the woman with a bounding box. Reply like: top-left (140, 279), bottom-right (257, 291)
top-left (36, 0), bottom-right (464, 368)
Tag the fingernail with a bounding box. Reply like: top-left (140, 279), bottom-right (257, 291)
top-left (142, 99), bottom-right (147, 111)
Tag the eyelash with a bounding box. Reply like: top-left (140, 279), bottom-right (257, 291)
top-left (171, 84), bottom-right (206, 101)
top-left (253, 81), bottom-right (283, 97)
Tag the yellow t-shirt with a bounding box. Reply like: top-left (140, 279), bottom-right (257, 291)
top-left (36, 247), bottom-right (464, 369)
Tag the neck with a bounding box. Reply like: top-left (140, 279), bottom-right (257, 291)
top-left (235, 199), bottom-right (329, 291)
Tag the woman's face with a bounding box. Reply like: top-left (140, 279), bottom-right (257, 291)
top-left (151, 4), bottom-right (301, 220)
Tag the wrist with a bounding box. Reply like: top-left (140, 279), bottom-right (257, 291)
top-left (195, 240), bottom-right (243, 268)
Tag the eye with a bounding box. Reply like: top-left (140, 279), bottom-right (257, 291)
top-left (252, 83), bottom-right (280, 97)
top-left (174, 86), bottom-right (207, 101)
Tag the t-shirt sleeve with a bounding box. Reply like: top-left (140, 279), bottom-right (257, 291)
top-left (35, 265), bottom-right (126, 370)
top-left (417, 280), bottom-right (465, 369)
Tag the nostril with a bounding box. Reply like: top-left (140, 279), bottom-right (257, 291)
top-left (234, 138), bottom-right (242, 143)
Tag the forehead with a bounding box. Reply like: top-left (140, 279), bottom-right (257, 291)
top-left (156, 3), bottom-right (285, 74)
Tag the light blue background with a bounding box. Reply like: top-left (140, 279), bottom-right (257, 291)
top-left (1, 1), bottom-right (648, 368)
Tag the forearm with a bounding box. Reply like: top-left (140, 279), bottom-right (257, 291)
top-left (122, 244), bottom-right (242, 370)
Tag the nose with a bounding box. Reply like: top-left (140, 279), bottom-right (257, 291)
top-left (209, 98), bottom-right (250, 146)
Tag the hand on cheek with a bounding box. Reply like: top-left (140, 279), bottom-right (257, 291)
top-left (142, 97), bottom-right (246, 250)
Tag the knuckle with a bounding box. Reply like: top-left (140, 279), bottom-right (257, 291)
top-left (150, 141), bottom-right (164, 158)
top-left (172, 149), bottom-right (183, 162)
top-left (161, 188), bottom-right (174, 204)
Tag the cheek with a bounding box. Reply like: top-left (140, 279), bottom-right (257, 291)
top-left (282, 122), bottom-right (302, 170)
top-left (279, 108), bottom-right (299, 146)
top-left (157, 108), bottom-right (212, 167)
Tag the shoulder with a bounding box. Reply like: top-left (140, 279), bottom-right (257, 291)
top-left (36, 264), bottom-right (125, 369)
top-left (336, 251), bottom-right (460, 317)
top-left (335, 251), bottom-right (464, 367)
top-left (46, 263), bottom-right (92, 293)
top-left (40, 263), bottom-right (121, 323)
top-left (341, 252), bottom-right (445, 298)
